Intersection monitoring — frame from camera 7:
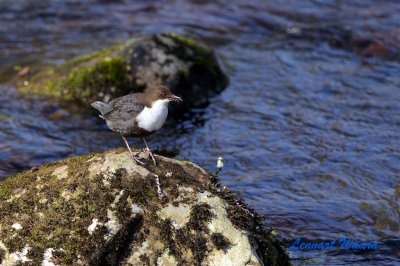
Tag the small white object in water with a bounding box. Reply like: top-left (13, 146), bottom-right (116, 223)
top-left (12, 223), bottom-right (22, 230)
top-left (217, 156), bottom-right (224, 169)
top-left (286, 26), bottom-right (301, 35)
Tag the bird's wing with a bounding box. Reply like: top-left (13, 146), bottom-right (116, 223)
top-left (108, 93), bottom-right (141, 107)
top-left (103, 94), bottom-right (145, 121)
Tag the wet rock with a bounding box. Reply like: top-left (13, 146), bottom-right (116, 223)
top-left (0, 149), bottom-right (289, 266)
top-left (17, 33), bottom-right (228, 114)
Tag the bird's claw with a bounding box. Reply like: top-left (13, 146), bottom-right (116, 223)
top-left (150, 152), bottom-right (157, 166)
top-left (144, 149), bottom-right (157, 166)
top-left (129, 154), bottom-right (145, 165)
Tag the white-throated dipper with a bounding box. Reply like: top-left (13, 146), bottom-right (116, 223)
top-left (91, 85), bottom-right (182, 165)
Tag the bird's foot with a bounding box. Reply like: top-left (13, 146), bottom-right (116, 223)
top-left (129, 153), bottom-right (145, 165)
top-left (144, 149), bottom-right (157, 166)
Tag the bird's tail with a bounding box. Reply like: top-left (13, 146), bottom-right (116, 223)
top-left (91, 101), bottom-right (112, 116)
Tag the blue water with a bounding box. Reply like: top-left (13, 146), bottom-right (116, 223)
top-left (1, 0), bottom-right (400, 264)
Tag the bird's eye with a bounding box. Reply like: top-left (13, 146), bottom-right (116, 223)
top-left (160, 92), bottom-right (166, 97)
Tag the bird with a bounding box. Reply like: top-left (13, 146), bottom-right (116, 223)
top-left (91, 85), bottom-right (182, 165)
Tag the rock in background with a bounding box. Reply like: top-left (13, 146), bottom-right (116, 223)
top-left (0, 150), bottom-right (289, 266)
top-left (17, 33), bottom-right (229, 114)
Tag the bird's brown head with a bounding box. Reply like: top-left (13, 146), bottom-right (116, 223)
top-left (143, 85), bottom-right (183, 107)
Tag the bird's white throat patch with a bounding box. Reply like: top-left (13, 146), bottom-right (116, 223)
top-left (136, 99), bottom-right (169, 132)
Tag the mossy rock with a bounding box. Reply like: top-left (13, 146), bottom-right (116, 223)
top-left (18, 33), bottom-right (229, 112)
top-left (0, 150), bottom-right (289, 265)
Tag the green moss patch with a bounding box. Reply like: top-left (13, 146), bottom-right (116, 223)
top-left (167, 33), bottom-right (211, 54)
top-left (20, 57), bottom-right (142, 105)
top-left (60, 58), bottom-right (135, 103)
top-left (17, 40), bottom-right (144, 105)
top-left (211, 233), bottom-right (231, 250)
top-left (187, 203), bottom-right (213, 231)
top-left (159, 219), bottom-right (179, 258)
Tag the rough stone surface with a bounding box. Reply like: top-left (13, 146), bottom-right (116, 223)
top-left (17, 33), bottom-right (229, 114)
top-left (0, 149), bottom-right (290, 266)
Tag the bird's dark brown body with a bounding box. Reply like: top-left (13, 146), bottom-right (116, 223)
top-left (99, 94), bottom-right (152, 137)
top-left (91, 86), bottom-right (182, 165)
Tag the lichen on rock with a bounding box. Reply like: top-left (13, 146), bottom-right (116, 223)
top-left (0, 149), bottom-right (289, 265)
top-left (17, 33), bottom-right (229, 113)
top-left (211, 233), bottom-right (231, 250)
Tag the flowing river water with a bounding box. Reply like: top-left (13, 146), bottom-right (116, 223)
top-left (1, 0), bottom-right (400, 264)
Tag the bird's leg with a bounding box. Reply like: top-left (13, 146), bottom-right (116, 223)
top-left (142, 137), bottom-right (156, 165)
top-left (122, 136), bottom-right (144, 165)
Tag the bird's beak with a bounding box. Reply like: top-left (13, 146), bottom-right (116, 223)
top-left (169, 94), bottom-right (183, 103)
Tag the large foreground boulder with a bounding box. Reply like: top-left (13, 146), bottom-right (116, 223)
top-left (17, 33), bottom-right (228, 113)
top-left (0, 150), bottom-right (289, 265)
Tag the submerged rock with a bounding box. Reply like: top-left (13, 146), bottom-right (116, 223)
top-left (0, 150), bottom-right (289, 266)
top-left (17, 33), bottom-right (228, 113)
